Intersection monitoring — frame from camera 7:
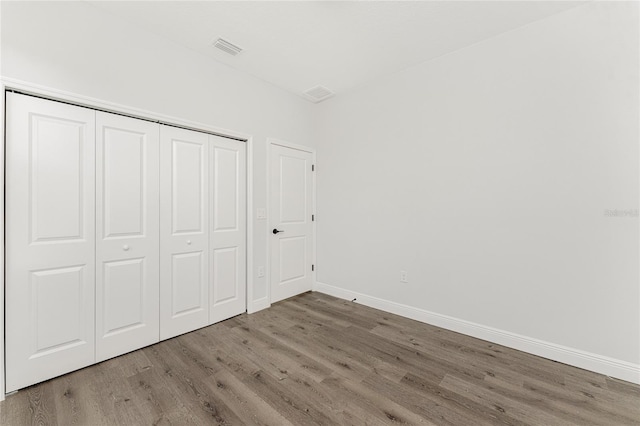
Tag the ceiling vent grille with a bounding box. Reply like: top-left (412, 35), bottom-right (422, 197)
top-left (213, 38), bottom-right (243, 56)
top-left (303, 85), bottom-right (334, 103)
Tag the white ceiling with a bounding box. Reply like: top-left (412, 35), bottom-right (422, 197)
top-left (88, 1), bottom-right (584, 103)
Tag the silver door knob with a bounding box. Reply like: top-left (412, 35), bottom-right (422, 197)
top-left (123, 245), bottom-right (130, 251)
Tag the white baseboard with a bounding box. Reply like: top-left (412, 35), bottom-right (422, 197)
top-left (314, 281), bottom-right (640, 385)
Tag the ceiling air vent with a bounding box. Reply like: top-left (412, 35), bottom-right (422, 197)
top-left (213, 38), bottom-right (243, 56)
top-left (303, 85), bottom-right (334, 103)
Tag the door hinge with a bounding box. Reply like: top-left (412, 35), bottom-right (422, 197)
top-left (312, 264), bottom-right (315, 272)
top-left (312, 214), bottom-right (315, 222)
top-left (312, 164), bottom-right (315, 172)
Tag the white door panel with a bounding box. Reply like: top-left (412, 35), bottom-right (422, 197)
top-left (96, 112), bottom-right (159, 362)
top-left (270, 144), bottom-right (314, 303)
top-left (209, 136), bottom-right (246, 324)
top-left (5, 93), bottom-right (96, 392)
top-left (173, 140), bottom-right (206, 233)
top-left (102, 259), bottom-right (145, 333)
top-left (160, 126), bottom-right (209, 339)
top-left (30, 266), bottom-right (86, 354)
top-left (279, 236), bottom-right (307, 282)
top-left (171, 251), bottom-right (205, 316)
top-left (280, 156), bottom-right (308, 223)
top-left (212, 247), bottom-right (238, 301)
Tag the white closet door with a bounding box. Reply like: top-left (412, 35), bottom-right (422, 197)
top-left (209, 136), bottom-right (246, 324)
top-left (5, 93), bottom-right (96, 392)
top-left (96, 112), bottom-right (160, 362)
top-left (160, 126), bottom-right (209, 340)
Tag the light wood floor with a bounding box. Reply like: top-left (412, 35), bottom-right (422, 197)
top-left (1, 292), bottom-right (639, 425)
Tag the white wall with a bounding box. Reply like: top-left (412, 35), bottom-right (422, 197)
top-left (315, 1), bottom-right (639, 379)
top-left (1, 1), bottom-right (316, 307)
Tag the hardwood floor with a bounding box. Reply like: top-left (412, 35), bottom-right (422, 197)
top-left (1, 291), bottom-right (639, 425)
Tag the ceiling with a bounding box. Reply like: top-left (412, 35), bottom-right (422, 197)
top-left (88, 1), bottom-right (585, 103)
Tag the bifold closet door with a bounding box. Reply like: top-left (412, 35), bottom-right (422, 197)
top-left (160, 125), bottom-right (210, 340)
top-left (96, 112), bottom-right (160, 362)
top-left (5, 93), bottom-right (96, 392)
top-left (209, 135), bottom-right (247, 323)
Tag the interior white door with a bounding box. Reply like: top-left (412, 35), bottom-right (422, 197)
top-left (160, 125), bottom-right (209, 340)
top-left (209, 135), bottom-right (247, 323)
top-left (5, 93), bottom-right (96, 392)
top-left (96, 112), bottom-right (160, 362)
top-left (270, 144), bottom-right (314, 303)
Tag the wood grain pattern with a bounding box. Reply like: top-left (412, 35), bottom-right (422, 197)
top-left (1, 291), bottom-right (638, 425)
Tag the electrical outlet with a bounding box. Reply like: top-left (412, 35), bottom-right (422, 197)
top-left (400, 270), bottom-right (408, 283)
top-left (257, 266), bottom-right (265, 278)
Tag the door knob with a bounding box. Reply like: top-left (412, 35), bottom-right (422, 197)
top-left (272, 229), bottom-right (284, 234)
top-left (123, 245), bottom-right (130, 251)
top-left (187, 240), bottom-right (192, 245)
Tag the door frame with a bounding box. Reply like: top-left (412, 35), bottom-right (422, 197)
top-left (1, 81), bottom-right (6, 400)
top-left (266, 138), bottom-right (317, 306)
top-left (0, 77), bottom-right (255, 400)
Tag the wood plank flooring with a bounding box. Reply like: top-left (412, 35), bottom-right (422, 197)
top-left (1, 291), bottom-right (639, 425)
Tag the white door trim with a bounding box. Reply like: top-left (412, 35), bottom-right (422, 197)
top-left (1, 81), bottom-right (6, 401)
top-left (266, 138), bottom-right (316, 306)
top-left (0, 77), bottom-right (257, 398)
top-left (0, 77), bottom-right (249, 141)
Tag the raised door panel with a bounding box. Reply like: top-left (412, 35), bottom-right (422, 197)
top-left (210, 136), bottom-right (246, 324)
top-left (96, 112), bottom-right (159, 362)
top-left (270, 144), bottom-right (313, 304)
top-left (160, 126), bottom-right (209, 340)
top-left (171, 252), bottom-right (205, 316)
top-left (5, 93), bottom-right (96, 392)
top-left (279, 155), bottom-right (307, 224)
top-left (31, 266), bottom-right (87, 355)
top-left (29, 117), bottom-right (85, 242)
top-left (102, 259), bottom-right (145, 334)
top-left (210, 246), bottom-right (242, 322)
top-left (172, 140), bottom-right (205, 234)
top-left (279, 236), bottom-right (307, 283)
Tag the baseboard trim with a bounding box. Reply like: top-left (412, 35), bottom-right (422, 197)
top-left (314, 281), bottom-right (640, 385)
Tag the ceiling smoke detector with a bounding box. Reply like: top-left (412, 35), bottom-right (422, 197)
top-left (213, 38), bottom-right (243, 56)
top-left (303, 85), bottom-right (334, 103)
